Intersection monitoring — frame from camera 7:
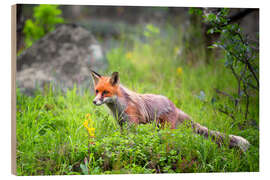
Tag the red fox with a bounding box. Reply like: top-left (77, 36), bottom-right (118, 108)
top-left (90, 70), bottom-right (250, 151)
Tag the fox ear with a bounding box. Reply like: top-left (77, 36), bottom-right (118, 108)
top-left (90, 70), bottom-right (101, 85)
top-left (110, 72), bottom-right (119, 86)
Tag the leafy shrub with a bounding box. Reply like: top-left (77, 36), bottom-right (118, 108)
top-left (190, 8), bottom-right (259, 127)
top-left (23, 5), bottom-right (64, 48)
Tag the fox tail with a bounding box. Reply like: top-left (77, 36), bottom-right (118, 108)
top-left (177, 109), bottom-right (250, 152)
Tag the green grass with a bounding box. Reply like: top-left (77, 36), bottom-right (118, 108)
top-left (16, 24), bottom-right (259, 175)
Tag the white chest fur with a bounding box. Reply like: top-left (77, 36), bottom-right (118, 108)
top-left (105, 96), bottom-right (128, 125)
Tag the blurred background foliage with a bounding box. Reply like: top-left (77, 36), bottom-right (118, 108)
top-left (17, 5), bottom-right (259, 60)
top-left (23, 5), bottom-right (64, 48)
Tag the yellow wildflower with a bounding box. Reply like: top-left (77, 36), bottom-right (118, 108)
top-left (83, 113), bottom-right (95, 137)
top-left (87, 127), bottom-right (95, 137)
top-left (125, 52), bottom-right (133, 60)
top-left (177, 67), bottom-right (183, 76)
top-left (83, 120), bottom-right (88, 128)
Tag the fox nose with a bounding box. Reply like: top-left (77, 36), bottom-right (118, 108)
top-left (93, 100), bottom-right (97, 105)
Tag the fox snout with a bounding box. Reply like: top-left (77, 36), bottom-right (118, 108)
top-left (93, 94), bottom-right (104, 106)
top-left (93, 94), bottom-right (115, 106)
top-left (93, 99), bottom-right (100, 105)
top-left (93, 99), bottom-right (103, 106)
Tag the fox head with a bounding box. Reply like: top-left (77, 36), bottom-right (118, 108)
top-left (90, 70), bottom-right (120, 106)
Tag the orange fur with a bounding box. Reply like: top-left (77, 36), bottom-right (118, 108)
top-left (94, 77), bottom-right (121, 97)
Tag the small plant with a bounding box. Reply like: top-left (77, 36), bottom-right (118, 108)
top-left (23, 5), bottom-right (64, 48)
top-left (81, 113), bottom-right (96, 174)
top-left (83, 113), bottom-right (95, 138)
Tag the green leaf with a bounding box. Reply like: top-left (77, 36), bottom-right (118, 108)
top-left (207, 14), bottom-right (216, 22)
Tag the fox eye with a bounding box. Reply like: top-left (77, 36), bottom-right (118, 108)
top-left (103, 90), bottom-right (108, 95)
top-left (95, 89), bottom-right (99, 94)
